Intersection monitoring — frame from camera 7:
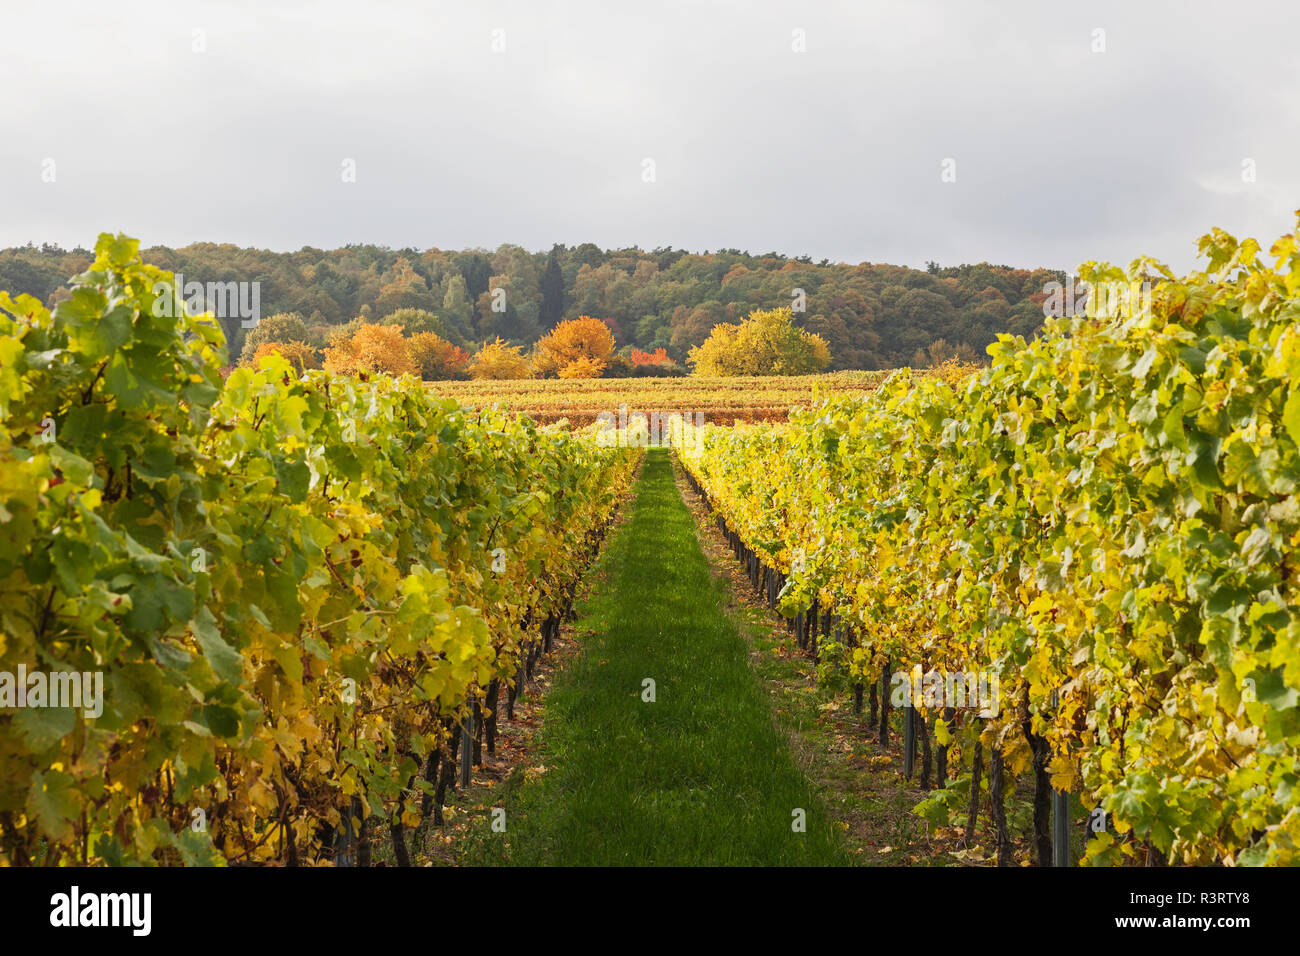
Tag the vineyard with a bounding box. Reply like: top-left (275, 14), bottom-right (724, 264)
top-left (0, 236), bottom-right (640, 865)
top-left (680, 222), bottom-right (1300, 866)
top-left (424, 370), bottom-right (888, 424)
top-left (0, 219), bottom-right (1297, 869)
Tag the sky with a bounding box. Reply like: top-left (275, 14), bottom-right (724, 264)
top-left (2, 0), bottom-right (1297, 274)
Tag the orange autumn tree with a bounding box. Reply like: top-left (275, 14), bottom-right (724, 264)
top-left (323, 322), bottom-right (417, 377)
top-left (630, 347), bottom-right (668, 365)
top-left (252, 340), bottom-right (319, 375)
top-left (408, 331), bottom-right (469, 380)
top-left (629, 345), bottom-right (681, 371)
top-left (533, 315), bottom-right (615, 378)
top-left (468, 337), bottom-right (531, 380)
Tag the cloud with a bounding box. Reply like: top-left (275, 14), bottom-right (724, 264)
top-left (1, 0), bottom-right (1297, 273)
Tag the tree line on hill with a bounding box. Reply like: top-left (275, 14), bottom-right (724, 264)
top-left (244, 313), bottom-right (665, 381)
top-left (0, 240), bottom-right (1064, 372)
top-left (245, 308), bottom-right (829, 381)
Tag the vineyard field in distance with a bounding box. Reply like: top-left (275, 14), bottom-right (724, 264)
top-left (425, 370), bottom-right (889, 424)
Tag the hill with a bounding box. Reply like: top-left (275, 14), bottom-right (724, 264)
top-left (0, 241), bottom-right (1062, 369)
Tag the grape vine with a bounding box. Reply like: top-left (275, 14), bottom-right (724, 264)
top-left (681, 218), bottom-right (1300, 865)
top-left (0, 234), bottom-right (640, 865)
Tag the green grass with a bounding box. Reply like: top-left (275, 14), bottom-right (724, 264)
top-left (464, 448), bottom-right (847, 866)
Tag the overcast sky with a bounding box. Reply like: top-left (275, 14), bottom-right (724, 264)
top-left (2, 0), bottom-right (1297, 274)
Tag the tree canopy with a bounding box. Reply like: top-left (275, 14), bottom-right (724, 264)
top-left (323, 323), bottom-right (417, 378)
top-left (688, 308), bottom-right (830, 376)
top-left (532, 315), bottom-right (616, 378)
top-left (0, 241), bottom-right (1060, 371)
top-left (468, 337), bottom-right (531, 380)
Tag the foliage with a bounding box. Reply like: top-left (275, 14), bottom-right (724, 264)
top-left (630, 347), bottom-right (674, 368)
top-left (910, 336), bottom-right (980, 368)
top-left (407, 332), bottom-right (469, 381)
top-left (378, 308), bottom-right (456, 343)
top-left (468, 337), bottom-right (531, 380)
top-left (628, 347), bottom-right (680, 377)
top-left (327, 316), bottom-right (365, 348)
top-left (239, 312), bottom-right (309, 365)
top-left (0, 234), bottom-right (640, 865)
top-left (2, 241), bottom-right (1057, 371)
top-left (323, 323), bottom-right (417, 378)
top-left (533, 316), bottom-right (616, 378)
top-left (539, 247), bottom-right (565, 330)
top-left (689, 307), bottom-right (830, 376)
top-left (252, 340), bottom-right (320, 375)
top-left (556, 355), bottom-right (607, 380)
top-left (374, 258), bottom-right (438, 317)
top-left (681, 216), bottom-right (1300, 866)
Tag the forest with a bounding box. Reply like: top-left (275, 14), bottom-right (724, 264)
top-left (0, 241), bottom-right (1062, 371)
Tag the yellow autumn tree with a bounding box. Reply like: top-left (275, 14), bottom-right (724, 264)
top-left (533, 315), bottom-right (615, 378)
top-left (556, 355), bottom-right (607, 379)
top-left (323, 323), bottom-right (417, 377)
top-left (688, 307), bottom-right (830, 376)
top-left (468, 337), bottom-right (532, 380)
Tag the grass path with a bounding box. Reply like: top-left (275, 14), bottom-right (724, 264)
top-left (466, 448), bottom-right (846, 865)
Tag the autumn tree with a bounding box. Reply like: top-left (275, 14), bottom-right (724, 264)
top-left (630, 347), bottom-right (674, 367)
top-left (327, 316), bottom-right (366, 347)
top-left (688, 307), bottom-right (831, 376)
top-left (468, 337), bottom-right (531, 380)
top-left (323, 323), bottom-right (417, 377)
top-left (668, 300), bottom-right (727, 354)
top-left (239, 312), bottom-right (309, 364)
top-left (910, 337), bottom-right (979, 368)
top-left (532, 315), bottom-right (616, 378)
top-left (628, 346), bottom-right (679, 377)
top-left (379, 307), bottom-right (451, 339)
top-left (2, 241), bottom-right (1058, 374)
top-left (557, 355), bottom-right (607, 379)
top-left (408, 332), bottom-right (470, 380)
top-left (252, 340), bottom-right (319, 375)
top-left (373, 258), bottom-right (438, 316)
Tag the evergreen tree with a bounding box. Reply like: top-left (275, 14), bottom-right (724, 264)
top-left (439, 274), bottom-right (476, 341)
top-left (540, 246), bottom-right (565, 329)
